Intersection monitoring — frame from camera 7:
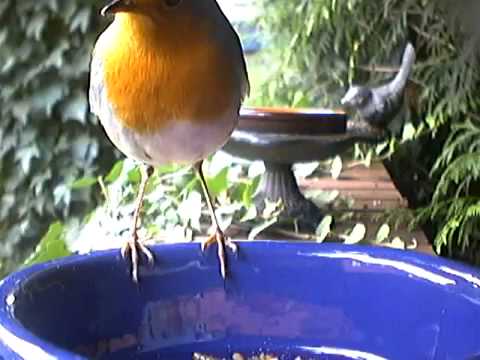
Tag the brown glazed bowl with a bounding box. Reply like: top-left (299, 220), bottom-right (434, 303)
top-left (237, 106), bottom-right (347, 135)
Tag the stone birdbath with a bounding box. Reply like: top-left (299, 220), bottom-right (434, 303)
top-left (222, 106), bottom-right (381, 230)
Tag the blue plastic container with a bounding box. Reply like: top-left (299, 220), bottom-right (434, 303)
top-left (0, 242), bottom-right (480, 359)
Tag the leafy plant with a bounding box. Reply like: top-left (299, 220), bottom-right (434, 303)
top-left (23, 221), bottom-right (71, 266)
top-left (418, 120), bottom-right (480, 261)
top-left (6, 0), bottom-right (480, 272)
top-left (0, 1), bottom-right (117, 274)
top-left (63, 155), bottom-right (268, 255)
top-left (256, 0), bottom-right (480, 262)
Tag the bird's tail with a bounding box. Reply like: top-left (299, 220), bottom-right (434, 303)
top-left (388, 42), bottom-right (416, 94)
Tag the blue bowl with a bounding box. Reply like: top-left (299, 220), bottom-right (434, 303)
top-left (0, 242), bottom-right (480, 359)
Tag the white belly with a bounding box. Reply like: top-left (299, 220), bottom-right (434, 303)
top-left (100, 108), bottom-right (239, 166)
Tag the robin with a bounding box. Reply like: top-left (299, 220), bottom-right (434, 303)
top-left (89, 0), bottom-right (250, 282)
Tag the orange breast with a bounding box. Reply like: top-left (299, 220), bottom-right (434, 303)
top-left (96, 15), bottom-right (241, 134)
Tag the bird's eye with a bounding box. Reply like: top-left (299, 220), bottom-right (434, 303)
top-left (164, 0), bottom-right (181, 7)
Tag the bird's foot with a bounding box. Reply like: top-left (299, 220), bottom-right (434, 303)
top-left (121, 233), bottom-right (154, 283)
top-left (201, 229), bottom-right (237, 279)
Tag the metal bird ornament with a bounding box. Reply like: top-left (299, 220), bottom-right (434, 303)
top-left (89, 0), bottom-right (249, 282)
top-left (341, 43), bottom-right (416, 129)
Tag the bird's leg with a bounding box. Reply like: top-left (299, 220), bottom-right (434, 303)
top-left (194, 160), bottom-right (236, 279)
top-left (122, 164), bottom-right (155, 282)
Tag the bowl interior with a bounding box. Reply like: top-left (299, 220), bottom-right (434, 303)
top-left (3, 243), bottom-right (480, 360)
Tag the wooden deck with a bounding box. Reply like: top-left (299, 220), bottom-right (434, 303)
top-left (299, 161), bottom-right (434, 254)
top-left (201, 160), bottom-right (434, 256)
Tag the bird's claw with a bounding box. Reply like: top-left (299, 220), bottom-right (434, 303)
top-left (201, 229), bottom-right (236, 279)
top-left (121, 234), bottom-right (154, 283)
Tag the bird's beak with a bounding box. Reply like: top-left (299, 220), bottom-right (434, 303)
top-left (101, 0), bottom-right (132, 17)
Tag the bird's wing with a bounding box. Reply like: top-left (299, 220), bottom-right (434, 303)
top-left (88, 48), bottom-right (104, 118)
top-left (238, 45), bottom-right (250, 103)
top-left (220, 6), bottom-right (250, 104)
top-left (231, 28), bottom-right (250, 103)
top-left (88, 49), bottom-right (120, 149)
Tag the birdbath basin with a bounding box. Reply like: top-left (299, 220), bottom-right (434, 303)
top-left (1, 242), bottom-right (480, 359)
top-left (222, 107), bottom-right (381, 231)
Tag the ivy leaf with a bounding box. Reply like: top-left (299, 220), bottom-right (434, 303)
top-left (207, 167), bottom-right (229, 198)
top-left (11, 101), bottom-right (30, 124)
top-left (157, 164), bottom-right (181, 174)
top-left (34, 83), bottom-right (65, 116)
top-left (294, 162), bottom-right (320, 178)
top-left (242, 175), bottom-right (261, 207)
top-left (292, 90), bottom-right (306, 107)
top-left (248, 217), bottom-right (278, 240)
top-left (71, 135), bottom-right (92, 162)
top-left (315, 215), bottom-right (333, 243)
top-left (128, 167), bottom-right (141, 183)
top-left (230, 182), bottom-right (247, 203)
top-left (343, 223), bottom-right (366, 244)
top-left (402, 123), bottom-right (416, 141)
top-left (23, 222), bottom-right (71, 266)
top-left (388, 237), bottom-right (406, 249)
top-left (376, 224), bottom-right (390, 243)
top-left (181, 177), bottom-right (200, 196)
top-left (248, 161), bottom-right (265, 178)
top-left (70, 8), bottom-right (91, 33)
top-left (61, 92), bottom-right (88, 123)
top-left (240, 204), bottom-right (257, 222)
top-left (178, 191), bottom-right (202, 230)
top-left (105, 160), bottom-right (124, 183)
top-left (307, 190), bottom-right (339, 206)
top-left (71, 176), bottom-right (97, 189)
top-left (15, 145), bottom-right (40, 173)
top-left (26, 13), bottom-right (48, 40)
top-left (331, 156), bottom-right (343, 179)
top-left (375, 141), bottom-right (389, 155)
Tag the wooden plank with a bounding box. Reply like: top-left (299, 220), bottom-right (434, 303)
top-left (339, 163), bottom-right (391, 180)
top-left (301, 161), bottom-right (434, 255)
top-left (213, 161), bottom-right (434, 256)
top-left (300, 179), bottom-right (397, 191)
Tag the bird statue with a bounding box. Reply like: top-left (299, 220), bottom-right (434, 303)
top-left (341, 43), bottom-right (416, 129)
top-left (89, 0), bottom-right (250, 282)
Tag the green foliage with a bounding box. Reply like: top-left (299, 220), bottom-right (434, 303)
top-left (315, 215), bottom-right (333, 243)
top-left (255, 0), bottom-right (413, 108)
top-left (0, 1), bottom-right (116, 269)
top-left (420, 119), bottom-right (480, 260)
top-left (23, 221), bottom-right (71, 266)
top-left (64, 155), bottom-right (266, 255)
top-left (376, 224), bottom-right (390, 244)
top-left (256, 0), bottom-right (480, 261)
top-left (6, 0), bottom-right (480, 270)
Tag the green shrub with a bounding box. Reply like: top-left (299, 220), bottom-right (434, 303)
top-left (257, 0), bottom-right (480, 262)
top-left (4, 0), bottom-right (480, 272)
top-left (0, 1), bottom-right (117, 272)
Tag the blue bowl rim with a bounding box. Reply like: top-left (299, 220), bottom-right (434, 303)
top-left (1, 241), bottom-right (480, 359)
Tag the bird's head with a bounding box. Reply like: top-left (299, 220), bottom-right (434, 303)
top-left (101, 0), bottom-right (211, 22)
top-left (340, 86), bottom-right (372, 109)
top-left (99, 0), bottom-right (227, 43)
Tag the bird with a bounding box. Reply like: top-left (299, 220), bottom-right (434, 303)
top-left (341, 42), bottom-right (416, 129)
top-left (89, 0), bottom-right (250, 282)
